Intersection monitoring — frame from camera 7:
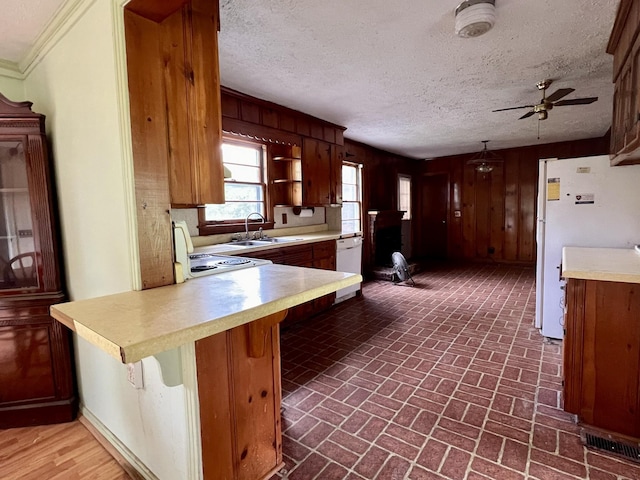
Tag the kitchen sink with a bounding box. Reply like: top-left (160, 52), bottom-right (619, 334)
top-left (226, 240), bottom-right (264, 246)
top-left (255, 237), bottom-right (303, 243)
top-left (224, 237), bottom-right (303, 247)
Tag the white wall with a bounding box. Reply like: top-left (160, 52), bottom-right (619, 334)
top-left (22, 1), bottom-right (189, 478)
top-left (0, 74), bottom-right (25, 102)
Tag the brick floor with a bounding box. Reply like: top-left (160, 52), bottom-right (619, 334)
top-left (271, 263), bottom-right (640, 480)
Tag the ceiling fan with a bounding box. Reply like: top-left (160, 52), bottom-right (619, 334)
top-left (493, 80), bottom-right (598, 120)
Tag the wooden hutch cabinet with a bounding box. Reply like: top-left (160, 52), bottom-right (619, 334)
top-left (0, 93), bottom-right (75, 428)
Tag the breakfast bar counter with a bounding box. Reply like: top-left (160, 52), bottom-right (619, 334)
top-left (50, 264), bottom-right (362, 480)
top-left (51, 264), bottom-right (361, 363)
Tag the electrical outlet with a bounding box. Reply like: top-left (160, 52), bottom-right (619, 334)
top-left (282, 213), bottom-right (287, 225)
top-left (18, 229), bottom-right (33, 238)
top-left (126, 361), bottom-right (144, 389)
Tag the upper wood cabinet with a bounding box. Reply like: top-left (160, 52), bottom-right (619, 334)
top-left (124, 0), bottom-right (224, 288)
top-left (163, 0), bottom-right (225, 205)
top-left (607, 0), bottom-right (640, 165)
top-left (301, 138), bottom-right (342, 206)
top-left (269, 139), bottom-right (342, 207)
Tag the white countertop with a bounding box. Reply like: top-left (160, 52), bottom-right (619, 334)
top-left (51, 264), bottom-right (362, 364)
top-left (195, 230), bottom-right (361, 256)
top-left (562, 247), bottom-right (640, 284)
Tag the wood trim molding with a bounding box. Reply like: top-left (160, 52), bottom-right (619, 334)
top-left (79, 408), bottom-right (158, 480)
top-left (180, 342), bottom-right (204, 480)
top-left (111, 0), bottom-right (142, 291)
top-left (20, 0), bottom-right (98, 76)
top-left (0, 60), bottom-right (23, 80)
top-left (223, 117), bottom-right (302, 147)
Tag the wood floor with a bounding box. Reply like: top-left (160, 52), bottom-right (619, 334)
top-left (0, 419), bottom-right (130, 479)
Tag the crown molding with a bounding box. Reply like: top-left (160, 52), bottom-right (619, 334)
top-left (0, 59), bottom-right (23, 79)
top-left (19, 0), bottom-right (98, 76)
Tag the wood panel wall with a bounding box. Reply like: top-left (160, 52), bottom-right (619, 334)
top-left (422, 136), bottom-right (610, 264)
top-left (342, 139), bottom-right (418, 273)
top-left (220, 87), bottom-right (345, 147)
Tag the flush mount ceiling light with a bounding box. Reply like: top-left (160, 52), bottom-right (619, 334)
top-left (455, 0), bottom-right (496, 38)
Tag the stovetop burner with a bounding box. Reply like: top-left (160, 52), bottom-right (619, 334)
top-left (215, 258), bottom-right (251, 266)
top-left (191, 265), bottom-right (218, 272)
top-left (189, 253), bottom-right (216, 259)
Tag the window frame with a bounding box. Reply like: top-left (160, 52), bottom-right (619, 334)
top-left (398, 174), bottom-right (412, 220)
top-left (341, 161), bottom-right (363, 234)
top-left (198, 137), bottom-right (274, 236)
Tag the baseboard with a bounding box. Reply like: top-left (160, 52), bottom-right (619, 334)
top-left (79, 407), bottom-right (158, 480)
top-left (0, 397), bottom-right (77, 428)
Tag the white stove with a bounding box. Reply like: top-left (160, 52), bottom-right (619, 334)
top-left (173, 221), bottom-right (271, 280)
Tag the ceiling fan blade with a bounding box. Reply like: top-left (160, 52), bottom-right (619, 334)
top-left (546, 88), bottom-right (575, 103)
top-left (492, 105), bottom-right (536, 112)
top-left (554, 97), bottom-right (599, 106)
top-left (519, 110), bottom-right (536, 120)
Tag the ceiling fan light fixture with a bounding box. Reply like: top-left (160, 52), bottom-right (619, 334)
top-left (455, 0), bottom-right (496, 38)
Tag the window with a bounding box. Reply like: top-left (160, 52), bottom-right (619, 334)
top-left (203, 140), bottom-right (267, 224)
top-left (398, 174), bottom-right (411, 220)
top-left (342, 162), bottom-right (363, 233)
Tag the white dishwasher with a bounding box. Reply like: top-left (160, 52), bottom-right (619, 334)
top-left (335, 235), bottom-right (363, 303)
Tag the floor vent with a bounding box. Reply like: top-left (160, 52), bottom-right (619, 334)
top-left (582, 430), bottom-right (640, 464)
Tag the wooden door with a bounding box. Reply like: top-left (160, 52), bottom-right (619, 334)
top-left (418, 174), bottom-right (449, 259)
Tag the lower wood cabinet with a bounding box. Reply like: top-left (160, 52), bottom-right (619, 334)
top-left (563, 278), bottom-right (640, 438)
top-left (0, 294), bottom-right (76, 428)
top-left (195, 312), bottom-right (285, 480)
top-left (248, 240), bottom-right (337, 327)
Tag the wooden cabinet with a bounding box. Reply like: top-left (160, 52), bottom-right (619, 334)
top-left (563, 278), bottom-right (640, 438)
top-left (248, 240), bottom-right (337, 326)
top-left (196, 312), bottom-right (285, 480)
top-left (163, 0), bottom-right (225, 206)
top-left (301, 138), bottom-right (332, 206)
top-left (269, 140), bottom-right (342, 207)
top-left (125, 0), bottom-right (225, 210)
top-left (0, 93), bottom-right (75, 427)
top-left (607, 0), bottom-right (640, 165)
top-left (269, 144), bottom-right (302, 207)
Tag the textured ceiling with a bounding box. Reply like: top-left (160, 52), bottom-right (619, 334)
top-left (0, 1), bottom-right (620, 160)
top-left (219, 0), bottom-right (619, 159)
top-left (0, 0), bottom-right (66, 63)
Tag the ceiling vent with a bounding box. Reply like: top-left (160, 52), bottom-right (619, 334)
top-left (455, 0), bottom-right (496, 38)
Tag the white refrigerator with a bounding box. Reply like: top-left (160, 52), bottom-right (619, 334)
top-left (535, 155), bottom-right (640, 339)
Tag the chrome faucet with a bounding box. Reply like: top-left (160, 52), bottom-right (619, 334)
top-left (245, 212), bottom-right (266, 239)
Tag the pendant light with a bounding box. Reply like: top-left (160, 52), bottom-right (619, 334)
top-left (467, 140), bottom-right (501, 173)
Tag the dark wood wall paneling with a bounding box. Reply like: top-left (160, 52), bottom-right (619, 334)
top-left (342, 139), bottom-right (419, 273)
top-left (220, 87), bottom-right (345, 147)
top-left (422, 136), bottom-right (610, 264)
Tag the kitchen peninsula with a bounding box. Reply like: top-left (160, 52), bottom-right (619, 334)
top-left (51, 264), bottom-right (361, 480)
top-left (562, 247), bottom-right (640, 441)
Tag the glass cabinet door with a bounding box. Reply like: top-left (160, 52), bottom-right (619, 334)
top-left (0, 140), bottom-right (37, 290)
